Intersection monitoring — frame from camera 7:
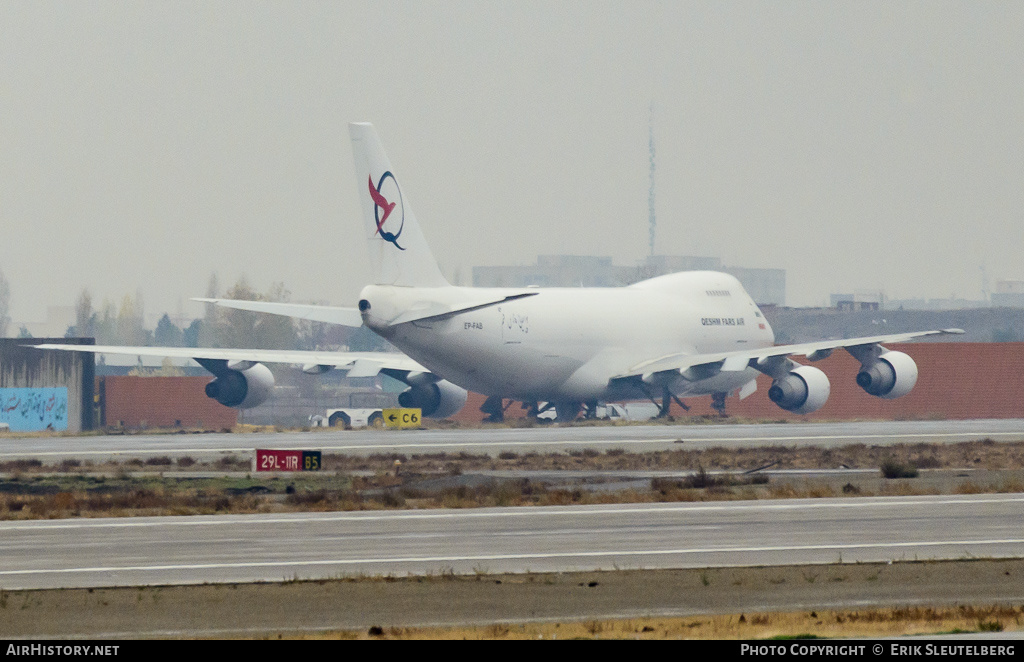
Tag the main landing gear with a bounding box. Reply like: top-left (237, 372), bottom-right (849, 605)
top-left (711, 391), bottom-right (727, 417)
top-left (480, 395), bottom-right (509, 423)
top-left (655, 386), bottom-right (690, 419)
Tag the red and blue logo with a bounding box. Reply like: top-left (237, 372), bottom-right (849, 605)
top-left (368, 172), bottom-right (404, 250)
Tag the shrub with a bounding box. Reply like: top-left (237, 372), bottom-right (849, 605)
top-left (880, 458), bottom-right (918, 479)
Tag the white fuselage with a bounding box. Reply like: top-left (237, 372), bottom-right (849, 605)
top-left (360, 271), bottom-right (775, 404)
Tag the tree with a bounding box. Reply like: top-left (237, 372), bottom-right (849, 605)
top-left (213, 277), bottom-right (299, 349)
top-left (67, 289), bottom-right (97, 338)
top-left (94, 300), bottom-right (117, 344)
top-left (183, 319), bottom-right (202, 347)
top-left (154, 313), bottom-right (183, 346)
top-left (0, 267), bottom-right (10, 337)
top-left (198, 271), bottom-right (220, 347)
top-left (347, 324), bottom-right (392, 352)
top-left (116, 292), bottom-right (150, 346)
top-left (295, 318), bottom-right (332, 351)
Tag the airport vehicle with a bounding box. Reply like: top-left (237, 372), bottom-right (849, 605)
top-left (597, 403), bottom-right (660, 421)
top-left (37, 123), bottom-right (961, 421)
top-left (533, 403), bottom-right (655, 422)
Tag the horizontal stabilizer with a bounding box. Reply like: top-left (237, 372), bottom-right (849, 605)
top-left (193, 298), bottom-right (363, 327)
top-left (388, 292), bottom-right (539, 326)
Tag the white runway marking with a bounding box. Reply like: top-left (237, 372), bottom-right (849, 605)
top-left (3, 538), bottom-right (1023, 578)
top-left (2, 494), bottom-right (1022, 531)
top-left (1, 429), bottom-right (1020, 458)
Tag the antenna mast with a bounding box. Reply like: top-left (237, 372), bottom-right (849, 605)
top-left (648, 103), bottom-right (656, 259)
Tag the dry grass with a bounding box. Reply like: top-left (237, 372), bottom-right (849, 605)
top-left (3, 562), bottom-right (1021, 639)
top-left (295, 604), bottom-right (1024, 639)
top-left (321, 439), bottom-right (1024, 473)
top-left (1, 440), bottom-right (1023, 520)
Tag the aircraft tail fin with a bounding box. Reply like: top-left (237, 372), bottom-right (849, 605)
top-left (349, 123), bottom-right (449, 287)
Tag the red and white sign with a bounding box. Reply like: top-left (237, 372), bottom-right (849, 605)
top-left (255, 449), bottom-right (321, 472)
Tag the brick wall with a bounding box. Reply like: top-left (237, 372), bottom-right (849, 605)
top-left (100, 376), bottom-right (238, 429)
top-left (449, 343), bottom-right (1024, 423)
top-left (98, 343), bottom-right (1024, 427)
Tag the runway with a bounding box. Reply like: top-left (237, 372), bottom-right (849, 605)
top-left (2, 418), bottom-right (1022, 461)
top-left (2, 493), bottom-right (1022, 590)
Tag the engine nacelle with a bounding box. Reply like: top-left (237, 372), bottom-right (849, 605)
top-left (768, 365), bottom-right (830, 414)
top-left (204, 363), bottom-right (275, 409)
top-left (856, 351), bottom-right (918, 399)
top-left (398, 379), bottom-right (468, 418)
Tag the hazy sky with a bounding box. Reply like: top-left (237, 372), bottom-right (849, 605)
top-left (2, 1), bottom-right (1022, 325)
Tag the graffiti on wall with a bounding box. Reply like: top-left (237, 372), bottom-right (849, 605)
top-left (0, 388), bottom-right (68, 431)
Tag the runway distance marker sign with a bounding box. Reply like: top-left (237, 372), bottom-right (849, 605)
top-left (255, 449), bottom-right (322, 472)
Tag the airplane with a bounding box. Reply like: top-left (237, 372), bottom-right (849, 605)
top-left (37, 123), bottom-right (963, 422)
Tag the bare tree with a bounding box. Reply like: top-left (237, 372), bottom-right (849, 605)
top-left (73, 289), bottom-right (96, 338)
top-left (94, 299), bottom-right (117, 344)
top-left (115, 292), bottom-right (150, 346)
top-left (213, 277), bottom-right (298, 349)
top-left (0, 267), bottom-right (10, 337)
top-left (198, 271), bottom-right (220, 347)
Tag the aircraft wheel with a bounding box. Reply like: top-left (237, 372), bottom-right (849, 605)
top-left (328, 411), bottom-right (351, 429)
top-left (554, 402), bottom-right (581, 423)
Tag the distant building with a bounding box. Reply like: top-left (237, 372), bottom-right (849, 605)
top-left (473, 254), bottom-right (786, 305)
top-left (885, 297), bottom-right (988, 311)
top-left (0, 338), bottom-right (94, 432)
top-left (831, 291), bottom-right (995, 312)
top-left (473, 255), bottom-right (619, 288)
top-left (640, 255), bottom-right (722, 273)
top-left (18, 306), bottom-right (75, 338)
top-left (992, 280), bottom-right (1024, 308)
top-left (722, 266), bottom-right (786, 308)
top-left (98, 376), bottom-right (237, 429)
top-left (830, 293), bottom-right (883, 311)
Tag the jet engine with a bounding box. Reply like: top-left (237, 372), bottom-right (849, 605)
top-left (768, 365), bottom-right (830, 414)
top-left (398, 379), bottom-right (468, 418)
top-left (204, 363), bottom-right (275, 409)
top-left (856, 351), bottom-right (918, 399)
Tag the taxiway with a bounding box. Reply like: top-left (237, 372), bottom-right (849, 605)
top-left (1, 419), bottom-right (1022, 461)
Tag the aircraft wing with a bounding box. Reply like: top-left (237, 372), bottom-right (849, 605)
top-left (32, 344), bottom-right (426, 376)
top-left (614, 328), bottom-right (965, 381)
top-left (192, 298), bottom-right (363, 327)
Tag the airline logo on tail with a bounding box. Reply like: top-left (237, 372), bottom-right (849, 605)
top-left (368, 172), bottom-right (405, 250)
